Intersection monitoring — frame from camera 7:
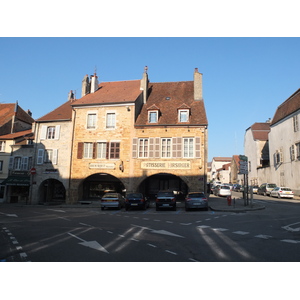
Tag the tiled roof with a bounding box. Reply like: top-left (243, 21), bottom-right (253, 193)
top-left (0, 103), bottom-right (34, 126)
top-left (271, 88), bottom-right (300, 125)
top-left (250, 122), bottom-right (270, 141)
top-left (213, 157), bottom-right (232, 162)
top-left (0, 129), bottom-right (33, 140)
top-left (135, 81), bottom-right (208, 126)
top-left (37, 100), bottom-right (73, 122)
top-left (72, 80), bottom-right (142, 106)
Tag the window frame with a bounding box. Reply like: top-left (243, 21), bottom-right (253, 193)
top-left (0, 141), bottom-right (5, 152)
top-left (148, 111), bottom-right (158, 123)
top-left (83, 142), bottom-right (93, 159)
top-left (161, 138), bottom-right (172, 158)
top-left (138, 138), bottom-right (149, 158)
top-left (97, 141), bottom-right (107, 159)
top-left (178, 109), bottom-right (189, 123)
top-left (106, 112), bottom-right (116, 129)
top-left (87, 112), bottom-right (97, 129)
top-left (183, 137), bottom-right (195, 158)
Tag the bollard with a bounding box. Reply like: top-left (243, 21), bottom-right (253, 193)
top-left (227, 195), bottom-right (232, 206)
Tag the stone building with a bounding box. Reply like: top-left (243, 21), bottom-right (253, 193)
top-left (68, 68), bottom-right (208, 203)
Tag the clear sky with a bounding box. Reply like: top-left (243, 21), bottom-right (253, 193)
top-left (1, 37), bottom-right (300, 161)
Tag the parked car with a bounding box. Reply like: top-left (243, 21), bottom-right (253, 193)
top-left (257, 183), bottom-right (277, 196)
top-left (125, 192), bottom-right (149, 210)
top-left (233, 184), bottom-right (241, 192)
top-left (155, 190), bottom-right (176, 211)
top-left (251, 185), bottom-right (259, 194)
top-left (100, 192), bottom-right (125, 210)
top-left (270, 187), bottom-right (294, 199)
top-left (185, 192), bottom-right (208, 211)
top-left (213, 185), bottom-right (231, 197)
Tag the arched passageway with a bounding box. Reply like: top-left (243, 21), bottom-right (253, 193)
top-left (80, 173), bottom-right (126, 201)
top-left (39, 179), bottom-right (66, 204)
top-left (138, 173), bottom-right (188, 200)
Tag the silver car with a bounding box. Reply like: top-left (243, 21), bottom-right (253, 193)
top-left (101, 192), bottom-right (125, 210)
top-left (185, 192), bottom-right (208, 211)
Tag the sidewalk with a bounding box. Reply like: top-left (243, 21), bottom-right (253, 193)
top-left (208, 195), bottom-right (265, 212)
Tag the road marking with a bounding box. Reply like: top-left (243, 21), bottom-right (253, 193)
top-left (212, 228), bottom-right (228, 232)
top-left (233, 231), bottom-right (249, 235)
top-left (107, 231), bottom-right (113, 234)
top-left (147, 243), bottom-right (157, 248)
top-left (197, 225), bottom-right (210, 228)
top-left (20, 253), bottom-right (27, 259)
top-left (47, 209), bottom-right (66, 213)
top-left (255, 235), bottom-right (272, 239)
top-left (282, 222), bottom-right (300, 232)
top-left (189, 258), bottom-right (199, 262)
top-left (281, 239), bottom-right (300, 244)
top-left (131, 238), bottom-right (139, 242)
top-left (0, 212), bottom-right (18, 217)
top-left (166, 221), bottom-right (173, 224)
top-left (68, 232), bottom-right (109, 253)
top-left (180, 223), bottom-right (192, 226)
top-left (132, 224), bottom-right (184, 238)
top-left (79, 223), bottom-right (92, 227)
top-left (165, 250), bottom-right (177, 255)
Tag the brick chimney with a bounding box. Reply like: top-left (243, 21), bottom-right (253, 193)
top-left (194, 68), bottom-right (203, 101)
top-left (140, 66), bottom-right (149, 104)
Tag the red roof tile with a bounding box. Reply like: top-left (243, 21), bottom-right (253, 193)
top-left (37, 100), bottom-right (73, 122)
top-left (135, 81), bottom-right (208, 126)
top-left (72, 80), bottom-right (142, 106)
top-left (250, 122), bottom-right (270, 141)
top-left (0, 129), bottom-right (33, 140)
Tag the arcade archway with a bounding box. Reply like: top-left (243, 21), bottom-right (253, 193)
top-left (39, 179), bottom-right (66, 204)
top-left (138, 173), bottom-right (188, 200)
top-left (81, 173), bottom-right (126, 201)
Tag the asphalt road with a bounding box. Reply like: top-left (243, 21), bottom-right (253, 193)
top-left (1, 193), bottom-right (300, 262)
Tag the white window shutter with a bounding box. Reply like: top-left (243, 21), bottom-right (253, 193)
top-left (40, 126), bottom-right (47, 140)
top-left (21, 157), bottom-right (28, 170)
top-left (37, 149), bottom-right (44, 165)
top-left (52, 149), bottom-right (58, 165)
top-left (55, 125), bottom-right (60, 140)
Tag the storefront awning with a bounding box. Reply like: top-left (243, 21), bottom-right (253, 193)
top-left (2, 176), bottom-right (30, 186)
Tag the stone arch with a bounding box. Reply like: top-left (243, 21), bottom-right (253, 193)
top-left (38, 178), bottom-right (66, 204)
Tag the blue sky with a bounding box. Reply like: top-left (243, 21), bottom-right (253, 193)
top-left (1, 37), bottom-right (300, 161)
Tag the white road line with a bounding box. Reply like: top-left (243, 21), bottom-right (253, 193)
top-left (165, 250), bottom-right (177, 255)
top-left (131, 238), bottom-right (139, 242)
top-left (180, 223), bottom-right (192, 226)
top-left (212, 228), bottom-right (229, 232)
top-left (233, 231), bottom-right (249, 235)
top-left (79, 223), bottom-right (92, 227)
top-left (107, 231), bottom-right (113, 234)
top-left (46, 209), bottom-right (66, 213)
top-left (197, 225), bottom-right (210, 228)
top-left (147, 243), bottom-right (157, 248)
top-left (166, 221), bottom-right (173, 223)
top-left (20, 253), bottom-right (27, 259)
top-left (189, 258), bottom-right (199, 262)
top-left (255, 234), bottom-right (272, 239)
top-left (281, 239), bottom-right (300, 244)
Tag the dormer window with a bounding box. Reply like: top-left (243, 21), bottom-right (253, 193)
top-left (179, 110), bottom-right (189, 122)
top-left (148, 111), bottom-right (158, 123)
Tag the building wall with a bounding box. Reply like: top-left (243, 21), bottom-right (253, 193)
top-left (31, 120), bottom-right (73, 204)
top-left (269, 111), bottom-right (300, 194)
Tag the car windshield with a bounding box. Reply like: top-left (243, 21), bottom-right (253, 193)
top-left (126, 193), bottom-right (142, 198)
top-left (189, 193), bottom-right (205, 198)
top-left (268, 184), bottom-right (277, 188)
top-left (281, 188), bottom-right (291, 191)
top-left (103, 193), bottom-right (118, 198)
top-left (158, 192), bottom-right (174, 197)
top-left (221, 186), bottom-right (230, 190)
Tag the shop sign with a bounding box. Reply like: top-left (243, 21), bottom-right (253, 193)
top-left (89, 163), bottom-right (116, 169)
top-left (141, 161), bottom-right (191, 170)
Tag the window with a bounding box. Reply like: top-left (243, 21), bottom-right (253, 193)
top-left (84, 143), bottom-right (93, 159)
top-left (109, 142), bottom-right (120, 159)
top-left (183, 138), bottom-right (194, 158)
top-left (138, 138), bottom-right (149, 158)
top-left (274, 148), bottom-right (283, 166)
top-left (97, 142), bottom-right (107, 159)
top-left (13, 157), bottom-right (22, 170)
top-left (293, 115), bottom-right (299, 132)
top-left (0, 141), bottom-right (5, 152)
top-left (148, 111), bottom-right (158, 123)
top-left (106, 113), bottom-right (116, 129)
top-left (161, 138), bottom-right (171, 158)
top-left (296, 142), bottom-right (300, 160)
top-left (0, 160), bottom-right (3, 172)
top-left (41, 125), bottom-right (60, 140)
top-left (37, 149), bottom-right (58, 165)
top-left (179, 110), bottom-right (189, 122)
top-left (87, 113), bottom-right (97, 129)
top-left (47, 127), bottom-right (56, 139)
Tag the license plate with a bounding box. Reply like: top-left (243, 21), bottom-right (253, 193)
top-left (162, 204), bottom-right (170, 207)
top-left (131, 203), bottom-right (138, 206)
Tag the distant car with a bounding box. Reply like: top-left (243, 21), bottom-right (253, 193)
top-left (251, 185), bottom-right (259, 194)
top-left (125, 192), bottom-right (149, 210)
top-left (233, 184), bottom-right (241, 192)
top-left (213, 185), bottom-right (231, 197)
top-left (270, 187), bottom-right (294, 199)
top-left (156, 191), bottom-right (176, 211)
top-left (257, 183), bottom-right (277, 196)
top-left (185, 192), bottom-right (208, 211)
top-left (101, 193), bottom-right (125, 210)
